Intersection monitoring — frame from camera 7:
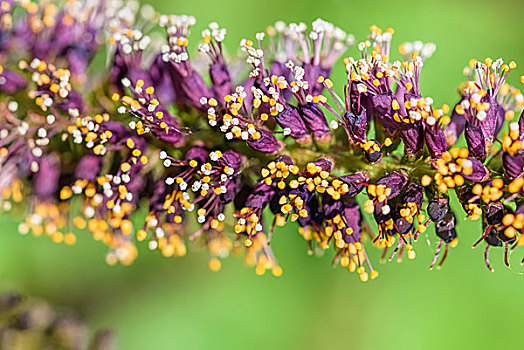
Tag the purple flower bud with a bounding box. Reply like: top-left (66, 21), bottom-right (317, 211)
top-left (480, 97), bottom-right (500, 144)
top-left (247, 129), bottom-right (282, 154)
top-left (338, 171), bottom-right (369, 197)
top-left (322, 194), bottom-right (344, 220)
top-left (502, 153), bottom-right (523, 180)
top-left (427, 197), bottom-right (449, 222)
top-left (177, 70), bottom-right (212, 110)
top-left (462, 157), bottom-right (489, 182)
top-left (494, 104), bottom-right (506, 139)
top-left (221, 178), bottom-right (240, 205)
top-left (74, 155), bottom-right (102, 182)
top-left (276, 105), bottom-right (311, 143)
top-left (371, 93), bottom-right (402, 132)
top-left (401, 124), bottom-right (424, 160)
top-left (102, 122), bottom-right (130, 143)
top-left (425, 127), bottom-right (448, 159)
top-left (185, 146), bottom-right (208, 163)
top-left (403, 182), bottom-right (424, 208)
top-left (0, 69), bottom-right (27, 94)
top-left (342, 109), bottom-right (367, 144)
top-left (485, 202), bottom-right (504, 226)
top-left (376, 170), bottom-right (409, 199)
top-left (209, 62), bottom-right (233, 105)
top-left (221, 150), bottom-right (243, 172)
top-left (435, 211), bottom-right (457, 243)
top-left (373, 200), bottom-right (392, 225)
top-left (270, 61), bottom-right (287, 77)
top-left (349, 83), bottom-right (373, 121)
top-left (342, 200), bottom-right (362, 243)
top-left (34, 156), bottom-right (60, 200)
top-left (149, 178), bottom-right (169, 212)
top-left (465, 122), bottom-right (486, 160)
top-left (245, 183), bottom-right (276, 209)
top-left (155, 109), bottom-right (185, 145)
top-left (302, 63), bottom-right (328, 96)
top-left (312, 157), bottom-right (334, 173)
top-left (299, 102), bottom-right (331, 143)
top-left (298, 196), bottom-right (323, 227)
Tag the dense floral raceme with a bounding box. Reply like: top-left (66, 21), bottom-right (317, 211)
top-left (1, 0), bottom-right (523, 281)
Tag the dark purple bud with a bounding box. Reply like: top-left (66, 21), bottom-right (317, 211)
top-left (401, 124), bottom-right (424, 160)
top-left (209, 62), bottom-right (233, 105)
top-left (312, 157), bottom-right (334, 173)
top-left (435, 211), bottom-right (457, 243)
top-left (155, 110), bottom-right (184, 145)
top-left (270, 61), bottom-right (287, 77)
top-left (185, 146), bottom-right (208, 163)
top-left (395, 216), bottom-right (413, 235)
top-left (425, 127), bottom-right (448, 159)
top-left (34, 156), bottom-right (60, 200)
top-left (178, 71), bottom-right (212, 110)
top-left (302, 63), bottom-right (328, 96)
top-left (464, 122), bottom-right (486, 160)
top-left (234, 184), bottom-right (252, 210)
top-left (275, 154), bottom-right (295, 165)
top-left (373, 200), bottom-right (392, 225)
top-left (342, 200), bottom-right (362, 243)
top-left (299, 102), bottom-right (331, 142)
top-left (502, 153), bottom-right (523, 180)
top-left (220, 177), bottom-right (239, 204)
top-left (342, 109), bottom-right (367, 144)
top-left (0, 69), bottom-right (27, 94)
top-left (322, 194), bottom-right (344, 220)
top-left (102, 122), bottom-right (130, 143)
top-left (484, 226), bottom-right (502, 247)
top-left (456, 186), bottom-right (480, 216)
top-left (403, 182), bottom-right (424, 208)
top-left (371, 93), bottom-right (402, 132)
top-left (485, 202), bottom-right (504, 226)
top-left (74, 155), bottom-right (102, 182)
top-left (110, 48), bottom-right (151, 92)
top-left (298, 196), bottom-right (323, 227)
top-left (376, 170), bottom-right (409, 199)
top-left (269, 188), bottom-right (287, 215)
top-left (247, 129), bottom-right (282, 154)
top-left (221, 150), bottom-right (243, 172)
top-left (349, 83), bottom-right (373, 120)
top-left (276, 104), bottom-right (311, 143)
top-left (290, 184), bottom-right (316, 204)
top-left (427, 197), bottom-right (449, 222)
top-left (494, 105), bottom-right (506, 138)
top-left (479, 97), bottom-right (499, 144)
top-left (338, 171), bottom-right (369, 197)
top-left (245, 183), bottom-right (275, 209)
top-left (462, 157), bottom-right (489, 182)
top-left (150, 178), bottom-right (169, 212)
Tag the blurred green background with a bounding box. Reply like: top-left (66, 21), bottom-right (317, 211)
top-left (2, 0), bottom-right (524, 349)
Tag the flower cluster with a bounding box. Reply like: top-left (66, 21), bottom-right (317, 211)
top-left (1, 0), bottom-right (523, 280)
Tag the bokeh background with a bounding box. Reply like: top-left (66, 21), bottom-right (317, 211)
top-left (2, 0), bottom-right (524, 349)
